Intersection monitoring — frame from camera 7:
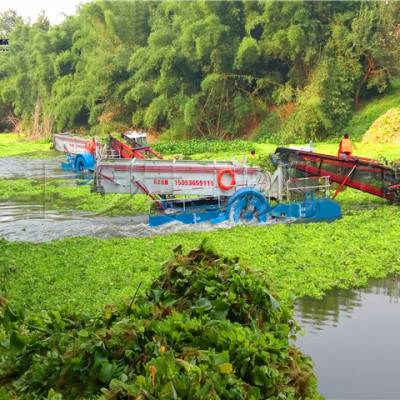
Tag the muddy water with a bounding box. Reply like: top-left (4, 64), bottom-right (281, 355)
top-left (295, 275), bottom-right (400, 399)
top-left (0, 202), bottom-right (242, 242)
top-left (0, 202), bottom-right (147, 241)
top-left (0, 156), bottom-right (75, 179)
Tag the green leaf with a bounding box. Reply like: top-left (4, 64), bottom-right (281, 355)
top-left (46, 388), bottom-right (64, 400)
top-left (99, 361), bottom-right (114, 384)
top-left (192, 297), bottom-right (212, 313)
top-left (252, 366), bottom-right (269, 386)
top-left (217, 362), bottom-right (233, 375)
top-left (10, 331), bottom-right (26, 352)
top-left (160, 381), bottom-right (177, 400)
top-left (3, 305), bottom-right (19, 330)
top-left (213, 351), bottom-right (229, 366)
top-left (78, 329), bottom-right (90, 338)
top-left (151, 289), bottom-right (163, 303)
top-left (210, 299), bottom-right (229, 320)
top-left (269, 294), bottom-right (280, 310)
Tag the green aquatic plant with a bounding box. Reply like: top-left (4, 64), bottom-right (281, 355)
top-left (0, 245), bottom-right (319, 399)
top-left (153, 139), bottom-right (255, 156)
top-left (0, 134), bottom-right (53, 158)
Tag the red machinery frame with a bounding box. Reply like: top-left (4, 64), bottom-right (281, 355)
top-left (109, 135), bottom-right (162, 160)
top-left (275, 147), bottom-right (399, 202)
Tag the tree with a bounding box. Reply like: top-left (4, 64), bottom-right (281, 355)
top-left (0, 9), bottom-right (23, 36)
top-left (350, 2), bottom-right (400, 107)
top-left (0, 1), bottom-right (399, 139)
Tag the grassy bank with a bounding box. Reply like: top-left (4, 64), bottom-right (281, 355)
top-left (344, 78), bottom-right (400, 140)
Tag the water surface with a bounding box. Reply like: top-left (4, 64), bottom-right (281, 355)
top-left (295, 275), bottom-right (400, 399)
top-left (0, 156), bottom-right (74, 179)
top-left (0, 202), bottom-right (241, 242)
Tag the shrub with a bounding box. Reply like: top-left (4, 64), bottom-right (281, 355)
top-left (153, 139), bottom-right (254, 156)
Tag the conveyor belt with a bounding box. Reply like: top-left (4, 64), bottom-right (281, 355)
top-left (109, 136), bottom-right (162, 159)
top-left (275, 147), bottom-right (400, 202)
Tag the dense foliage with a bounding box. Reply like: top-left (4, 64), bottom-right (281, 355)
top-left (0, 245), bottom-right (318, 399)
top-left (0, 1), bottom-right (399, 140)
top-left (153, 139), bottom-right (255, 156)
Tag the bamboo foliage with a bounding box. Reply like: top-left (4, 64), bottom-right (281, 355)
top-left (0, 1), bottom-right (399, 140)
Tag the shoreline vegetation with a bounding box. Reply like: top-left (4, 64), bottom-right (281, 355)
top-left (1, 3), bottom-right (399, 145)
top-left (2, 132), bottom-right (400, 160)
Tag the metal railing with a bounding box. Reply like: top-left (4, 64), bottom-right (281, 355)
top-left (149, 195), bottom-right (224, 214)
top-left (97, 144), bottom-right (121, 161)
top-left (286, 176), bottom-right (330, 201)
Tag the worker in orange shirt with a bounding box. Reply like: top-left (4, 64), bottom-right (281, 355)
top-left (338, 133), bottom-right (353, 159)
top-left (85, 138), bottom-right (96, 154)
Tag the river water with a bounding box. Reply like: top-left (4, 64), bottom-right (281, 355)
top-left (295, 275), bottom-right (400, 399)
top-left (0, 202), bottom-right (245, 242)
top-left (0, 156), bottom-right (75, 179)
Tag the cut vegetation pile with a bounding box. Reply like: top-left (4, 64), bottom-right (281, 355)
top-left (362, 108), bottom-right (400, 145)
top-left (0, 244), bottom-right (317, 400)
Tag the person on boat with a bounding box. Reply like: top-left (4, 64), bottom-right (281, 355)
top-left (85, 138), bottom-right (96, 154)
top-left (338, 133), bottom-right (353, 159)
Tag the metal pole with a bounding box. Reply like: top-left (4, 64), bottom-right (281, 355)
top-left (332, 163), bottom-right (358, 200)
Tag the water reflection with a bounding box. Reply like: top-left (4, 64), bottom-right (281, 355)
top-left (295, 275), bottom-right (400, 399)
top-left (297, 289), bottom-right (363, 332)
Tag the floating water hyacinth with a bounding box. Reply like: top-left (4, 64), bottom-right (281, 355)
top-left (0, 244), bottom-right (318, 399)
